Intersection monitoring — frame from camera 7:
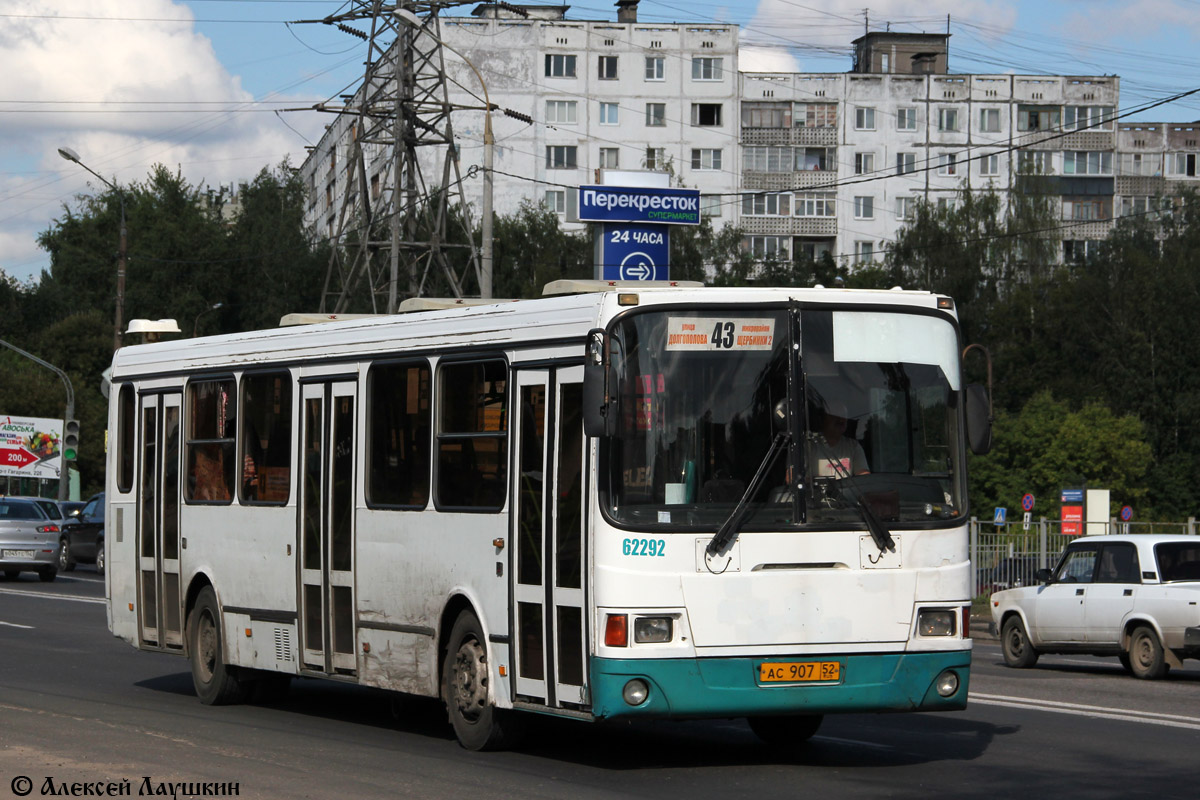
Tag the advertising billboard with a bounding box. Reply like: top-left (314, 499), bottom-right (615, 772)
top-left (0, 415), bottom-right (64, 480)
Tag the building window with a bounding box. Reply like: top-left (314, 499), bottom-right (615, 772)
top-left (854, 152), bottom-right (875, 175)
top-left (896, 196), bottom-right (916, 221)
top-left (545, 100), bottom-right (577, 125)
top-left (644, 147), bottom-right (667, 170)
top-left (1017, 105), bottom-right (1061, 132)
top-left (691, 56), bottom-right (723, 81)
top-left (598, 55), bottom-right (618, 80)
top-left (1169, 152), bottom-right (1197, 177)
top-left (546, 145), bottom-right (578, 169)
top-left (544, 190), bottom-right (566, 213)
top-left (1120, 196), bottom-right (1153, 217)
top-left (937, 153), bottom-right (958, 176)
top-left (691, 103), bottom-right (722, 127)
top-left (1019, 150), bottom-right (1054, 174)
top-left (1120, 152), bottom-right (1158, 176)
top-left (1063, 151), bottom-right (1113, 175)
top-left (796, 146), bottom-right (831, 171)
top-left (1064, 239), bottom-right (1102, 263)
top-left (855, 107), bottom-right (876, 130)
top-left (435, 360), bottom-right (508, 510)
top-left (599, 148), bottom-right (620, 169)
top-left (691, 148), bottom-right (722, 170)
top-left (645, 55), bottom-right (665, 80)
top-left (599, 102), bottom-right (619, 125)
top-left (937, 107), bottom-right (960, 132)
top-left (186, 378), bottom-right (236, 504)
top-left (937, 197), bottom-right (957, 213)
top-left (1062, 197), bottom-right (1111, 220)
top-left (795, 192), bottom-right (835, 217)
top-left (1065, 106), bottom-right (1115, 131)
top-left (741, 193), bottom-right (791, 217)
top-left (545, 54), bottom-right (577, 78)
top-left (743, 146), bottom-right (793, 173)
top-left (747, 235), bottom-right (788, 259)
top-left (700, 195), bottom-right (723, 217)
top-left (896, 107), bottom-right (917, 131)
top-left (980, 153), bottom-right (1001, 176)
top-left (646, 103), bottom-right (666, 127)
top-left (795, 103), bottom-right (837, 128)
top-left (366, 362), bottom-right (430, 508)
top-left (896, 152), bottom-right (916, 175)
top-left (854, 241), bottom-right (875, 261)
top-left (854, 196), bottom-right (874, 219)
top-left (979, 108), bottom-right (1001, 133)
top-left (742, 102), bottom-right (791, 128)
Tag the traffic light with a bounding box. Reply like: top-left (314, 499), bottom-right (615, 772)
top-left (63, 419), bottom-right (79, 461)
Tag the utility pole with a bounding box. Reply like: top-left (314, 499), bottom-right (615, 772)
top-left (299, 1), bottom-right (484, 312)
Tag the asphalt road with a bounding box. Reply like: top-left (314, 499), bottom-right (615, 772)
top-left (2, 572), bottom-right (1198, 799)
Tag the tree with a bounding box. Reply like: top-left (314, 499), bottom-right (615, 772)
top-left (490, 201), bottom-right (590, 298)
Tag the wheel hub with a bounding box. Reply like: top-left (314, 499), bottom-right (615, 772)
top-left (452, 637), bottom-right (488, 722)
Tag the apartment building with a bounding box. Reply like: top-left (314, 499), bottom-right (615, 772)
top-left (300, 2), bottom-right (1197, 274)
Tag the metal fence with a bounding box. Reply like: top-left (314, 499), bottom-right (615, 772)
top-left (969, 517), bottom-right (1199, 598)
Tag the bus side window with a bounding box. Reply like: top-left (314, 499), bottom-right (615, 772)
top-left (436, 359), bottom-right (507, 511)
top-left (186, 378), bottom-right (236, 504)
top-left (366, 360), bottom-right (432, 508)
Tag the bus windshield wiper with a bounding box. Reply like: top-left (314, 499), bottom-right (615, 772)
top-left (809, 435), bottom-right (896, 554)
top-left (705, 432), bottom-right (789, 557)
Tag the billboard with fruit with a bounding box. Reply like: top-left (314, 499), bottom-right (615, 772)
top-left (0, 415), bottom-right (64, 479)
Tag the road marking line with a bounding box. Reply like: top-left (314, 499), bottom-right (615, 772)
top-left (0, 587), bottom-right (105, 605)
top-left (971, 692), bottom-right (1200, 730)
top-left (0, 620), bottom-right (35, 629)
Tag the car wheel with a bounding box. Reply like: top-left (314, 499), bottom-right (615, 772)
top-left (38, 567), bottom-right (57, 582)
top-left (95, 540), bottom-right (105, 576)
top-left (1128, 625), bottom-right (1169, 680)
top-left (748, 714), bottom-right (824, 745)
top-left (442, 609), bottom-right (523, 751)
top-left (187, 586), bottom-right (249, 705)
top-left (1117, 652), bottom-right (1133, 673)
top-left (58, 539), bottom-right (76, 572)
top-left (1001, 616), bottom-right (1039, 668)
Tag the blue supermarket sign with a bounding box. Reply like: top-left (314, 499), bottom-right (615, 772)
top-left (596, 223), bottom-right (669, 281)
top-left (578, 185), bottom-right (701, 226)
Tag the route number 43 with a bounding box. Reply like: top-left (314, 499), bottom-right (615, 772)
top-left (711, 321), bottom-right (735, 348)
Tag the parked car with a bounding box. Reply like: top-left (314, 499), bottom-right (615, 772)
top-left (21, 497), bottom-right (86, 524)
top-left (0, 497), bottom-right (61, 581)
top-left (991, 534), bottom-right (1200, 679)
top-left (978, 555), bottom-right (1042, 595)
top-left (59, 492), bottom-right (104, 575)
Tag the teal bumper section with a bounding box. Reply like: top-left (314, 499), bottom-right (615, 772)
top-left (590, 650), bottom-right (971, 720)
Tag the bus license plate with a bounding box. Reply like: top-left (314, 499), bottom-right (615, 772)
top-left (759, 661), bottom-right (840, 683)
top-left (2, 549), bottom-right (35, 560)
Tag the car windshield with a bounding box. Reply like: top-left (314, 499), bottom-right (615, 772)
top-left (601, 306), bottom-right (967, 531)
top-left (0, 501), bottom-right (43, 521)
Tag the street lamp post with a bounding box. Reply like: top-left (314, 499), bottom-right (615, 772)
top-left (395, 9), bottom-right (494, 299)
top-left (58, 147), bottom-right (127, 350)
top-left (192, 302), bottom-right (224, 337)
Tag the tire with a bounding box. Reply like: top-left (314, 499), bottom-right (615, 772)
top-left (442, 610), bottom-right (523, 751)
top-left (187, 586), bottom-right (250, 705)
top-left (748, 714), bottom-right (824, 745)
top-left (38, 567), bottom-right (57, 582)
top-left (1001, 616), bottom-right (1040, 668)
top-left (58, 539), bottom-right (77, 572)
top-left (95, 540), bottom-right (105, 576)
top-left (1128, 625), bottom-right (1169, 680)
top-left (1117, 652), bottom-right (1133, 673)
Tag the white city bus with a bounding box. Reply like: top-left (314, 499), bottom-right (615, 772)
top-left (105, 281), bottom-right (991, 750)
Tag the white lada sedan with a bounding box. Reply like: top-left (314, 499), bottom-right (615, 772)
top-left (990, 534), bottom-right (1200, 679)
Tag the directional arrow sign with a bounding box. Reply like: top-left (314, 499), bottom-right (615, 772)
top-left (0, 446), bottom-right (39, 469)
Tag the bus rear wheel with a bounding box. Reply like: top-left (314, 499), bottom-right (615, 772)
top-left (188, 586), bottom-right (249, 705)
top-left (442, 610), bottom-right (523, 751)
top-left (748, 714), bottom-right (824, 745)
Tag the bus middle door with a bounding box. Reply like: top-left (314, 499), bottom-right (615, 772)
top-left (511, 366), bottom-right (587, 709)
top-left (298, 380), bottom-right (358, 676)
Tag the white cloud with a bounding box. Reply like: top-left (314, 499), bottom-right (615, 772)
top-left (739, 45), bottom-right (801, 73)
top-left (0, 0), bottom-right (318, 282)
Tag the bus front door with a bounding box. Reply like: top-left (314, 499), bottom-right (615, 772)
top-left (511, 366), bottom-right (587, 708)
top-left (298, 380), bottom-right (358, 676)
top-left (137, 392), bottom-right (184, 651)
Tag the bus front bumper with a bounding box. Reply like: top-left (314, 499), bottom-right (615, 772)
top-left (590, 650), bottom-right (971, 720)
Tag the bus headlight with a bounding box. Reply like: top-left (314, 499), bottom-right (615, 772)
top-left (633, 616), bottom-right (673, 644)
top-left (917, 609), bottom-right (956, 637)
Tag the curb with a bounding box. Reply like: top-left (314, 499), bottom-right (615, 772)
top-left (970, 616), bottom-right (997, 641)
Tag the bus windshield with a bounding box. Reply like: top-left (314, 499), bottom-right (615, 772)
top-left (603, 306), bottom-right (966, 530)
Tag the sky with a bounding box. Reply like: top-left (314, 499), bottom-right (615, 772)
top-left (1, 0), bottom-right (1198, 285)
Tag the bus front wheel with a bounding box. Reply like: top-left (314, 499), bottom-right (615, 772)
top-left (442, 610), bottom-right (523, 751)
top-left (188, 586), bottom-right (249, 705)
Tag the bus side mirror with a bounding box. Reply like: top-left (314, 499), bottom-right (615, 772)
top-left (965, 383), bottom-right (992, 455)
top-left (583, 328), bottom-right (617, 438)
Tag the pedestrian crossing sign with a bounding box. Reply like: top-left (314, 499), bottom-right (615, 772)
top-left (993, 507), bottom-right (1007, 525)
